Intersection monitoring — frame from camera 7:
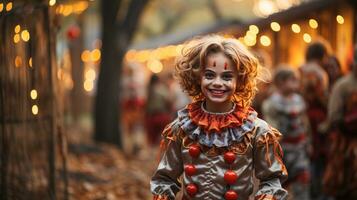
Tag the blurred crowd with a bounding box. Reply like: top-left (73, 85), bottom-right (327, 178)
top-left (257, 41), bottom-right (357, 200)
top-left (120, 39), bottom-right (357, 200)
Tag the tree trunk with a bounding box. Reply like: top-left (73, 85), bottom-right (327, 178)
top-left (94, 0), bottom-right (148, 148)
top-left (94, 0), bottom-right (122, 146)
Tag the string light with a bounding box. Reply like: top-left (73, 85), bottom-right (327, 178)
top-left (49, 0), bottom-right (56, 6)
top-left (62, 5), bottom-right (73, 16)
top-left (83, 80), bottom-right (94, 92)
top-left (15, 56), bottom-right (22, 67)
top-left (309, 19), bottom-right (318, 29)
top-left (270, 22), bottom-right (281, 32)
top-left (244, 34), bottom-right (256, 47)
top-left (303, 33), bottom-right (312, 43)
top-left (81, 50), bottom-right (91, 62)
top-left (85, 69), bottom-right (96, 81)
top-left (336, 15), bottom-right (344, 24)
top-left (291, 24), bottom-right (301, 33)
top-left (147, 59), bottom-right (163, 73)
top-left (91, 49), bottom-right (101, 62)
top-left (0, 3), bottom-right (4, 12)
top-left (14, 25), bottom-right (21, 33)
top-left (13, 34), bottom-right (20, 43)
top-left (6, 2), bottom-right (12, 12)
top-left (30, 89), bottom-right (38, 100)
top-left (21, 30), bottom-right (30, 42)
top-left (32, 105), bottom-right (39, 115)
top-left (249, 25), bottom-right (259, 35)
top-left (260, 35), bottom-right (271, 47)
top-left (29, 57), bottom-right (32, 67)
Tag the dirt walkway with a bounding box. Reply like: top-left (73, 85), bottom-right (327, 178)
top-left (65, 126), bottom-right (158, 200)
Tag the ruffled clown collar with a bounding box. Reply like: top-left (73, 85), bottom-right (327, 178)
top-left (175, 101), bottom-right (257, 147)
top-left (186, 101), bottom-right (255, 133)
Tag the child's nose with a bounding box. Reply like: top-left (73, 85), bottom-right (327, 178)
top-left (212, 77), bottom-right (223, 87)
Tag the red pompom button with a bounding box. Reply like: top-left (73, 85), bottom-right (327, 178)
top-left (225, 190), bottom-right (238, 200)
top-left (224, 151), bottom-right (236, 164)
top-left (189, 144), bottom-right (201, 158)
top-left (224, 170), bottom-right (238, 184)
top-left (184, 164), bottom-right (197, 176)
top-left (186, 183), bottom-right (198, 197)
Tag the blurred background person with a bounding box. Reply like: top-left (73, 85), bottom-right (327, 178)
top-left (263, 66), bottom-right (311, 200)
top-left (145, 74), bottom-right (173, 147)
top-left (121, 62), bottom-right (146, 155)
top-left (299, 41), bottom-right (330, 199)
top-left (164, 73), bottom-right (191, 118)
top-left (323, 55), bottom-right (343, 91)
top-left (251, 49), bottom-right (273, 119)
top-left (323, 44), bottom-right (357, 200)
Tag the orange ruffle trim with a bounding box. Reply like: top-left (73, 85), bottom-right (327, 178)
top-left (187, 101), bottom-right (254, 133)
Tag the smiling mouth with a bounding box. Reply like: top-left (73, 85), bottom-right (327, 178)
top-left (209, 89), bottom-right (228, 96)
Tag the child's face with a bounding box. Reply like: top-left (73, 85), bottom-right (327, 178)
top-left (279, 76), bottom-right (299, 95)
top-left (201, 52), bottom-right (237, 106)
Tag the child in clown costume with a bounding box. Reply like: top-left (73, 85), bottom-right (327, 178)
top-left (150, 35), bottom-right (288, 200)
top-left (262, 67), bottom-right (310, 200)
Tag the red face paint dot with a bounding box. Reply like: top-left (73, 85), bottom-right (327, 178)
top-left (224, 62), bottom-right (228, 70)
top-left (213, 61), bottom-right (216, 67)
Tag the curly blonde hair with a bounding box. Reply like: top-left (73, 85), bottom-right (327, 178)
top-left (175, 34), bottom-right (263, 110)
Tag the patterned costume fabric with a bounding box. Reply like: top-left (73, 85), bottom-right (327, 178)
top-left (151, 101), bottom-right (288, 200)
top-left (262, 92), bottom-right (310, 200)
top-left (323, 74), bottom-right (357, 199)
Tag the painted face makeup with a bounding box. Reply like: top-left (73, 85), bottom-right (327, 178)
top-left (201, 51), bottom-right (238, 112)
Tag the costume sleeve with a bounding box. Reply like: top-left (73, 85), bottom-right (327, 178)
top-left (253, 127), bottom-right (288, 200)
top-left (151, 121), bottom-right (183, 200)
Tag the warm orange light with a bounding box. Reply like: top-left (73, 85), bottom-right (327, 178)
top-left (270, 22), bottom-right (280, 32)
top-left (84, 80), bottom-right (94, 92)
top-left (62, 5), bottom-right (73, 16)
top-left (303, 33), bottom-right (312, 43)
top-left (336, 15), bottom-right (344, 24)
top-left (85, 69), bottom-right (96, 81)
top-left (21, 30), bottom-right (30, 42)
top-left (30, 89), bottom-right (38, 100)
top-left (147, 59), bottom-right (163, 73)
top-left (49, 0), bottom-right (56, 6)
top-left (14, 25), bottom-right (21, 33)
top-left (291, 24), bottom-right (301, 33)
top-left (244, 34), bottom-right (256, 47)
top-left (15, 56), bottom-right (22, 67)
top-left (91, 49), bottom-right (101, 62)
top-left (309, 19), bottom-right (318, 29)
top-left (125, 50), bottom-right (136, 61)
top-left (0, 3), bottom-right (4, 12)
top-left (13, 34), bottom-right (20, 43)
top-left (176, 45), bottom-right (183, 56)
top-left (260, 35), bottom-right (271, 47)
top-left (29, 57), bottom-right (32, 67)
top-left (32, 105), bottom-right (39, 115)
top-left (6, 2), bottom-right (12, 11)
top-left (81, 50), bottom-right (91, 62)
top-left (249, 25), bottom-right (259, 35)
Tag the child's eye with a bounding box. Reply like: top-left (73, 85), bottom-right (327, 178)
top-left (204, 72), bottom-right (215, 79)
top-left (222, 74), bottom-right (233, 81)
